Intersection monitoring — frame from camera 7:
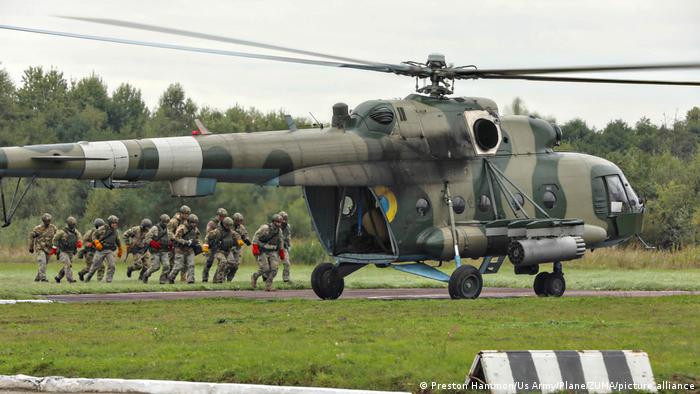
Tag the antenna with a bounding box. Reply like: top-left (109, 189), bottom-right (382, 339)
top-left (309, 112), bottom-right (323, 130)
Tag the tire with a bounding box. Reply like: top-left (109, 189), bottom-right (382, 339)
top-left (545, 272), bottom-right (566, 297)
top-left (448, 265), bottom-right (483, 299)
top-left (311, 263), bottom-right (344, 300)
top-left (533, 272), bottom-right (550, 296)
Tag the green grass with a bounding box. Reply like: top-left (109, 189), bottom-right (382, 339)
top-left (1, 260), bottom-right (700, 299)
top-left (0, 297), bottom-right (697, 392)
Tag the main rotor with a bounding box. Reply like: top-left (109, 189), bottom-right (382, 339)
top-left (1, 17), bottom-right (700, 99)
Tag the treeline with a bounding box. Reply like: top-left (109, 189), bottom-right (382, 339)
top-left (0, 67), bottom-right (699, 250)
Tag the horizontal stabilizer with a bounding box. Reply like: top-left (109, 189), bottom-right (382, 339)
top-left (31, 156), bottom-right (109, 162)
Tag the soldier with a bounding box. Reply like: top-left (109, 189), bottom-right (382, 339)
top-left (278, 210), bottom-right (292, 283)
top-left (202, 207), bottom-right (228, 282)
top-left (124, 218), bottom-right (153, 280)
top-left (168, 214), bottom-right (201, 284)
top-left (226, 212), bottom-right (251, 282)
top-left (251, 214), bottom-right (284, 291)
top-left (78, 218), bottom-right (105, 282)
top-left (208, 217), bottom-right (243, 283)
top-left (168, 205), bottom-right (192, 282)
top-left (52, 216), bottom-right (82, 283)
top-left (28, 213), bottom-right (57, 282)
top-left (143, 214), bottom-right (174, 284)
top-left (85, 215), bottom-right (123, 283)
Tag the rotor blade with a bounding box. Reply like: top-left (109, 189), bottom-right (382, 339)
top-left (458, 62), bottom-right (700, 76)
top-left (0, 24), bottom-right (403, 74)
top-left (477, 74), bottom-right (700, 86)
top-left (59, 16), bottom-right (382, 66)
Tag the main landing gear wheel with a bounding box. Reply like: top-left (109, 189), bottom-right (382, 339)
top-left (311, 263), bottom-right (344, 300)
top-left (448, 265), bottom-right (483, 299)
top-left (533, 272), bottom-right (566, 297)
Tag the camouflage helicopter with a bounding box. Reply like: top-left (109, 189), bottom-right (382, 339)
top-left (1, 19), bottom-right (699, 299)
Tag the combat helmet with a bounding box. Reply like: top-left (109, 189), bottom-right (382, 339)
top-left (188, 214), bottom-right (199, 224)
top-left (216, 207), bottom-right (228, 217)
top-left (271, 213), bottom-right (282, 223)
top-left (222, 217), bottom-right (234, 228)
top-left (159, 214), bottom-right (170, 225)
top-left (41, 213), bottom-right (52, 224)
top-left (94, 218), bottom-right (105, 228)
top-left (278, 211), bottom-right (288, 220)
top-left (66, 216), bottom-right (77, 228)
top-left (107, 215), bottom-right (119, 225)
top-left (232, 212), bottom-right (244, 223)
top-left (141, 218), bottom-right (153, 229)
top-left (179, 205), bottom-right (192, 215)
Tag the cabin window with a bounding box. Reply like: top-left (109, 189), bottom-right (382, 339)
top-left (341, 195), bottom-right (356, 217)
top-left (452, 196), bottom-right (466, 214)
top-left (512, 193), bottom-right (525, 210)
top-left (543, 191), bottom-right (557, 209)
top-left (416, 198), bottom-right (430, 216)
top-left (478, 195), bottom-right (491, 212)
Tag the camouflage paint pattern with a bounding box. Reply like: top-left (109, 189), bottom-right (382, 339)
top-left (0, 94), bottom-right (644, 265)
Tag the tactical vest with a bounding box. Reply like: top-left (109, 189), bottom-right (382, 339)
top-left (100, 228), bottom-right (119, 250)
top-left (151, 225), bottom-right (170, 252)
top-left (181, 227), bottom-right (197, 247)
top-left (217, 230), bottom-right (235, 252)
top-left (258, 224), bottom-right (281, 251)
top-left (59, 228), bottom-right (78, 253)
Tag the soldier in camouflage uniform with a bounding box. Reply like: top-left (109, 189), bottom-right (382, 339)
top-left (124, 218), bottom-right (153, 280)
top-left (78, 218), bottom-right (106, 282)
top-left (208, 216), bottom-right (243, 283)
top-left (28, 213), bottom-right (57, 282)
top-left (226, 212), bottom-right (251, 282)
top-left (52, 216), bottom-right (82, 283)
top-left (168, 214), bottom-right (201, 284)
top-left (85, 215), bottom-right (123, 283)
top-left (278, 211), bottom-right (293, 283)
top-left (168, 205), bottom-right (192, 282)
top-left (202, 207), bottom-right (228, 282)
top-left (251, 214), bottom-right (284, 291)
top-left (143, 214), bottom-right (174, 284)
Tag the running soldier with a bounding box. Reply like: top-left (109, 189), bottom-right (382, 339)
top-left (52, 216), bottom-right (82, 283)
top-left (279, 211), bottom-right (292, 283)
top-left (78, 218), bottom-right (105, 282)
top-left (124, 218), bottom-right (153, 280)
top-left (168, 214), bottom-right (201, 284)
top-left (85, 215), bottom-right (123, 283)
top-left (226, 212), bottom-right (251, 282)
top-left (208, 217), bottom-right (243, 283)
top-left (143, 214), bottom-right (174, 284)
top-left (251, 214), bottom-right (284, 291)
top-left (28, 213), bottom-right (57, 282)
top-left (168, 205), bottom-right (192, 282)
top-left (202, 207), bottom-right (228, 282)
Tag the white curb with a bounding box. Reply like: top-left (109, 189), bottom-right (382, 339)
top-left (0, 300), bottom-right (54, 304)
top-left (0, 374), bottom-right (409, 394)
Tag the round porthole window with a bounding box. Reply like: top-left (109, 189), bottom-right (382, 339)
top-left (478, 195), bottom-right (491, 212)
top-left (453, 196), bottom-right (466, 214)
top-left (543, 191), bottom-right (557, 209)
top-left (342, 196), bottom-right (355, 217)
top-left (415, 198), bottom-right (430, 216)
top-left (512, 193), bottom-right (525, 210)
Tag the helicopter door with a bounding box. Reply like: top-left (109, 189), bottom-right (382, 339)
top-left (394, 103), bottom-right (430, 155)
top-left (334, 187), bottom-right (396, 259)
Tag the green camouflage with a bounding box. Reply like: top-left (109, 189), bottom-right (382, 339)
top-left (52, 226), bottom-right (82, 283)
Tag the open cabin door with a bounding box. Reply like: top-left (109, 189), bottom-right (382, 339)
top-left (303, 186), bottom-right (397, 263)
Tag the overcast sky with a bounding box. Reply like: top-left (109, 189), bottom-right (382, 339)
top-left (0, 0), bottom-right (698, 129)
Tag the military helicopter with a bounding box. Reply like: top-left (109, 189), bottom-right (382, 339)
top-left (1, 18), bottom-right (699, 299)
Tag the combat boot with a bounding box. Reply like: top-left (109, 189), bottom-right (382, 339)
top-left (78, 271), bottom-right (84, 282)
top-left (264, 282), bottom-right (275, 292)
top-left (67, 279), bottom-right (76, 283)
top-left (139, 267), bottom-right (147, 281)
top-left (54, 276), bottom-right (61, 283)
top-left (142, 275), bottom-right (149, 284)
top-left (251, 273), bottom-right (257, 289)
top-left (126, 266), bottom-right (133, 278)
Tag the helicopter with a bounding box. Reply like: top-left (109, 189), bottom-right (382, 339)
top-left (1, 18), bottom-right (699, 300)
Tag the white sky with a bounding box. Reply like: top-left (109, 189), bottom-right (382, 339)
top-left (0, 0), bottom-right (698, 129)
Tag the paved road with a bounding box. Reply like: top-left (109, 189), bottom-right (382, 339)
top-left (42, 287), bottom-right (699, 302)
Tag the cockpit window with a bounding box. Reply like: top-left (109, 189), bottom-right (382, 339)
top-left (605, 175), bottom-right (629, 214)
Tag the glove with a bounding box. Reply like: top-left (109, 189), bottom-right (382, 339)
top-left (94, 239), bottom-right (103, 251)
top-left (279, 248), bottom-right (286, 260)
top-left (244, 239), bottom-right (251, 246)
top-left (252, 243), bottom-right (260, 256)
top-left (76, 240), bottom-right (83, 249)
top-left (49, 246), bottom-right (58, 255)
top-left (117, 246), bottom-right (123, 258)
top-left (203, 243), bottom-right (210, 254)
top-left (149, 240), bottom-right (161, 249)
top-left (29, 247), bottom-right (34, 254)
top-left (186, 239), bottom-right (193, 247)
top-left (86, 242), bottom-right (93, 249)
top-left (237, 239), bottom-right (244, 247)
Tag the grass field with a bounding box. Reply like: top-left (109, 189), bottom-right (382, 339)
top-left (0, 296), bottom-right (698, 393)
top-left (1, 260), bottom-right (700, 299)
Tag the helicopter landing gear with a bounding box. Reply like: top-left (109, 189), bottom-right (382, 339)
top-left (533, 262), bottom-right (566, 297)
top-left (311, 262), bottom-right (364, 300)
top-left (448, 265), bottom-right (483, 299)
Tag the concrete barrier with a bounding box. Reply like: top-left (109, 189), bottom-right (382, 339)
top-left (0, 374), bottom-right (409, 394)
top-left (466, 350), bottom-right (657, 393)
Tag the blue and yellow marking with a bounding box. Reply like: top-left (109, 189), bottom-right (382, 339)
top-left (373, 186), bottom-right (397, 222)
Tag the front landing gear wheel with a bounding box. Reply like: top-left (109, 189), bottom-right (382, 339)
top-left (311, 263), bottom-right (344, 300)
top-left (448, 265), bottom-right (483, 299)
top-left (545, 273), bottom-right (566, 297)
top-left (533, 272), bottom-right (550, 296)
